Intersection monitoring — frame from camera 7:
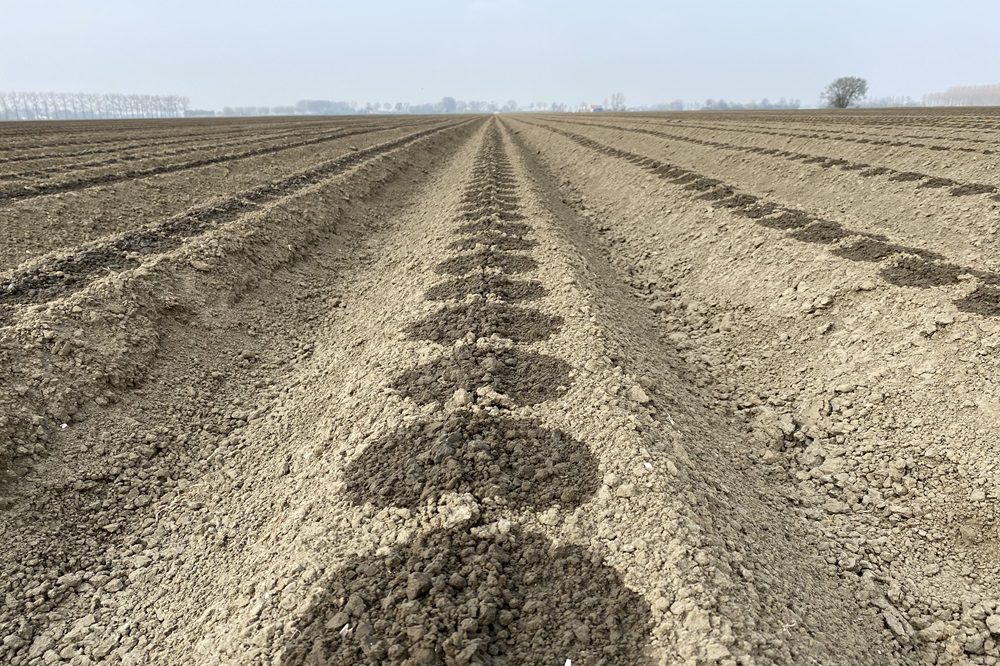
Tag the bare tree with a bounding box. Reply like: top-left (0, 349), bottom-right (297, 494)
top-left (77, 92), bottom-right (92, 119)
top-left (821, 76), bottom-right (868, 108)
top-left (12, 92), bottom-right (26, 119)
top-left (609, 92), bottom-right (626, 111)
top-left (24, 92), bottom-right (41, 119)
top-left (67, 93), bottom-right (82, 119)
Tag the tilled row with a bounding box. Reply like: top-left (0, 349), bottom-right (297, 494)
top-left (0, 122), bottom-right (464, 327)
top-left (554, 117), bottom-right (1000, 199)
top-left (647, 109), bottom-right (1000, 133)
top-left (281, 123), bottom-right (652, 665)
top-left (505, 117), bottom-right (979, 665)
top-left (0, 122), bottom-right (420, 205)
top-left (530, 121), bottom-right (1000, 316)
top-left (0, 118), bottom-right (354, 166)
top-left (651, 111), bottom-right (1000, 142)
top-left (0, 124), bottom-right (357, 182)
top-left (0, 119), bottom-right (491, 666)
top-left (624, 116), bottom-right (1000, 156)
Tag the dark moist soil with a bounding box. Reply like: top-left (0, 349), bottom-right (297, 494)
top-left (833, 238), bottom-right (943, 263)
top-left (424, 275), bottom-right (547, 303)
top-left (391, 348), bottom-right (573, 407)
top-left (755, 209), bottom-right (813, 230)
top-left (880, 258), bottom-right (966, 288)
top-left (342, 413), bottom-right (599, 510)
top-left (696, 186), bottom-right (736, 202)
top-left (859, 167), bottom-right (892, 178)
top-left (283, 526), bottom-right (653, 666)
top-left (681, 178), bottom-right (722, 192)
top-left (955, 285), bottom-right (1000, 316)
top-left (0, 207), bottom-right (239, 307)
top-left (819, 158), bottom-right (850, 169)
top-left (404, 302), bottom-right (563, 344)
top-left (888, 172), bottom-right (926, 183)
top-left (454, 221), bottom-right (532, 236)
top-left (460, 202), bottom-right (522, 215)
top-left (917, 177), bottom-right (957, 189)
top-left (651, 165), bottom-right (688, 179)
top-left (458, 209), bottom-right (527, 222)
top-left (465, 175), bottom-right (513, 185)
top-left (463, 172), bottom-right (508, 185)
top-left (463, 181), bottom-right (516, 191)
top-left (713, 194), bottom-right (759, 210)
top-left (447, 236), bottom-right (538, 252)
top-left (789, 221), bottom-right (852, 244)
top-left (951, 183), bottom-right (997, 197)
top-left (461, 193), bottom-right (521, 207)
top-left (732, 203), bottom-right (777, 219)
top-left (0, 248), bottom-right (139, 307)
top-left (435, 252), bottom-right (539, 276)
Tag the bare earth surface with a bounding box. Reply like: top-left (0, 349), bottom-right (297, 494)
top-left (1, 110), bottom-right (1000, 665)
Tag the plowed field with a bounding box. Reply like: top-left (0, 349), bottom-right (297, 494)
top-left (1, 110), bottom-right (999, 665)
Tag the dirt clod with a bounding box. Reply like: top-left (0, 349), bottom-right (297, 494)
top-left (284, 527), bottom-right (652, 666)
top-left (880, 257), bottom-right (967, 287)
top-left (435, 251), bottom-right (539, 276)
top-left (424, 275), bottom-right (547, 303)
top-left (343, 414), bottom-right (599, 509)
top-left (447, 235), bottom-right (537, 252)
top-left (405, 302), bottom-right (563, 344)
top-left (391, 348), bottom-right (573, 406)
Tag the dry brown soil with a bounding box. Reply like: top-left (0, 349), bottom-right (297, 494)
top-left (2, 109), bottom-right (1000, 665)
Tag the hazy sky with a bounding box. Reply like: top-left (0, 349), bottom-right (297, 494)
top-left (3, 0), bottom-right (999, 109)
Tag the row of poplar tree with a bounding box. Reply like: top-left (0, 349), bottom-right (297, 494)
top-left (0, 92), bottom-right (190, 120)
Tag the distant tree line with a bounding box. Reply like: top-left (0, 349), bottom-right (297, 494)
top-left (218, 98), bottom-right (531, 117)
top-left (9, 84), bottom-right (1000, 122)
top-left (922, 84), bottom-right (1000, 107)
top-left (635, 98), bottom-right (801, 111)
top-left (269, 86), bottom-right (999, 114)
top-left (859, 96), bottom-right (920, 108)
top-left (699, 98), bottom-right (802, 111)
top-left (0, 92), bottom-right (189, 120)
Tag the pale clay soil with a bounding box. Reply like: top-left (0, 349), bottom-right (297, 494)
top-left (1, 111), bottom-right (999, 665)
